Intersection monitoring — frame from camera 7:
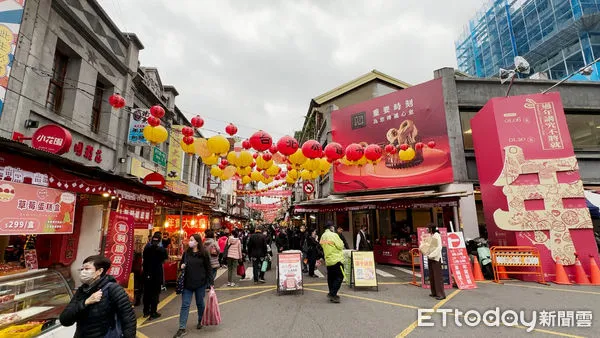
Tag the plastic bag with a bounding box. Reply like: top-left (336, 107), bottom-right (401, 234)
top-left (201, 286), bottom-right (221, 326)
top-left (237, 262), bottom-right (245, 276)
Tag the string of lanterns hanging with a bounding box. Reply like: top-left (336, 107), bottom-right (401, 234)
top-left (108, 94), bottom-right (436, 189)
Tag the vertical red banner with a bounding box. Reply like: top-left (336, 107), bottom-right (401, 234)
top-left (105, 212), bottom-right (135, 285)
top-left (447, 232), bottom-right (477, 289)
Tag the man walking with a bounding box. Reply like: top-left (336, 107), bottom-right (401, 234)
top-left (247, 225), bottom-right (268, 283)
top-left (320, 225), bottom-right (344, 303)
top-left (142, 232), bottom-right (168, 319)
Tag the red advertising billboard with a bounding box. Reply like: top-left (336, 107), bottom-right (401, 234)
top-left (105, 212), bottom-right (135, 286)
top-left (331, 78), bottom-right (453, 193)
top-left (471, 92), bottom-right (598, 279)
top-left (0, 181), bottom-right (76, 234)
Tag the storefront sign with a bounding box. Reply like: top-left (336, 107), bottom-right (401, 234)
top-left (331, 79), bottom-right (453, 193)
top-left (417, 227), bottom-right (452, 290)
top-left (166, 125), bottom-right (184, 181)
top-left (0, 166), bottom-right (48, 186)
top-left (447, 232), bottom-right (477, 290)
top-left (188, 181), bottom-right (206, 199)
top-left (0, 0), bottom-right (26, 118)
top-left (0, 181), bottom-right (76, 234)
top-left (351, 251), bottom-right (378, 287)
top-left (129, 157), bottom-right (154, 179)
top-left (152, 147), bottom-right (167, 167)
top-left (143, 172), bottom-right (166, 189)
top-left (31, 125), bottom-right (72, 155)
top-left (472, 92), bottom-right (598, 277)
top-left (127, 109), bottom-right (150, 145)
top-left (165, 214), bottom-right (208, 238)
top-left (277, 251), bottom-right (303, 292)
top-left (165, 181), bottom-right (188, 195)
top-left (118, 200), bottom-right (155, 230)
top-left (105, 212), bottom-right (135, 286)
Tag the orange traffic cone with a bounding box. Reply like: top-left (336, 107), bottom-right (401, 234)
top-left (553, 261), bottom-right (571, 285)
top-left (588, 255), bottom-right (600, 286)
top-left (574, 254), bottom-right (591, 285)
top-left (473, 257), bottom-right (485, 281)
top-left (497, 265), bottom-right (509, 280)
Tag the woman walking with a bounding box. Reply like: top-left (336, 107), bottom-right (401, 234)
top-left (60, 255), bottom-right (136, 338)
top-left (226, 229), bottom-right (243, 287)
top-left (203, 229), bottom-right (220, 283)
top-left (306, 229), bottom-right (323, 278)
top-left (173, 234), bottom-right (213, 338)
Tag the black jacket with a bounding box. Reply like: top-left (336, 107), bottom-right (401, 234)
top-left (181, 250), bottom-right (212, 290)
top-left (306, 236), bottom-right (323, 259)
top-left (143, 243), bottom-right (168, 282)
top-left (290, 230), bottom-right (307, 251)
top-left (60, 275), bottom-right (136, 338)
top-left (338, 233), bottom-right (350, 250)
top-left (247, 232), bottom-right (268, 258)
top-left (276, 232), bottom-right (289, 252)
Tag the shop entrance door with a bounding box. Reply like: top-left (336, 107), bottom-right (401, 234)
top-left (352, 210), bottom-right (375, 250)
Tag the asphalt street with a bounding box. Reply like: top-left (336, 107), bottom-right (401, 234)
top-left (135, 254), bottom-right (600, 338)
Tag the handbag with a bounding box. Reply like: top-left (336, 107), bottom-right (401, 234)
top-left (237, 262), bottom-right (245, 276)
top-left (261, 259), bottom-right (268, 273)
top-left (176, 254), bottom-right (188, 295)
top-left (222, 238), bottom-right (231, 259)
top-left (102, 283), bottom-right (122, 338)
top-left (201, 286), bottom-right (221, 326)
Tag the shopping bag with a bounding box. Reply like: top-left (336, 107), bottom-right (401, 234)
top-left (237, 262), bottom-right (245, 276)
top-left (261, 259), bottom-right (268, 273)
top-left (201, 286), bottom-right (221, 326)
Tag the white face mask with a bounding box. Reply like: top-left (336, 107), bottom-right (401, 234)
top-left (80, 269), bottom-right (95, 284)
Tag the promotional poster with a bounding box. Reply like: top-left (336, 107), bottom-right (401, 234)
top-left (105, 212), bottom-right (135, 286)
top-left (331, 78), bottom-right (453, 193)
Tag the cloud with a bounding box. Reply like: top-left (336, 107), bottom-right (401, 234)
top-left (98, 0), bottom-right (482, 139)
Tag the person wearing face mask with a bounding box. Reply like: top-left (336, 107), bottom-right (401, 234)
top-left (142, 232), bottom-right (168, 319)
top-left (59, 255), bottom-right (136, 338)
top-left (174, 234), bottom-right (213, 338)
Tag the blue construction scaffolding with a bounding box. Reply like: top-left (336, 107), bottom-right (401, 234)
top-left (455, 0), bottom-right (600, 81)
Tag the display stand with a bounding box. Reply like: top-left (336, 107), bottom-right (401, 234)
top-left (350, 251), bottom-right (379, 291)
top-left (276, 250), bottom-right (304, 296)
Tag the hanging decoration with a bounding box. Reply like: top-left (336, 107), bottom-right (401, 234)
top-left (364, 144), bottom-right (383, 164)
top-left (324, 142), bottom-right (344, 162)
top-left (301, 140), bottom-right (323, 159)
top-left (108, 94), bottom-right (126, 109)
top-left (206, 135), bottom-right (230, 156)
top-left (277, 135), bottom-right (299, 156)
top-left (225, 123), bottom-right (238, 136)
top-left (191, 115), bottom-right (204, 129)
top-left (249, 130), bottom-right (272, 152)
top-left (142, 125), bottom-right (168, 144)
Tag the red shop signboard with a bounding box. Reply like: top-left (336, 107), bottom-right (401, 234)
top-left (104, 212), bottom-right (135, 286)
top-left (117, 200), bottom-right (154, 230)
top-left (31, 125), bottom-right (72, 155)
top-left (331, 78), bottom-right (453, 193)
top-left (0, 181), bottom-right (76, 234)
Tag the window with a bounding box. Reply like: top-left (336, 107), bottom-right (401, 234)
top-left (46, 51), bottom-right (69, 113)
top-left (460, 111), bottom-right (477, 149)
top-left (91, 81), bottom-right (104, 133)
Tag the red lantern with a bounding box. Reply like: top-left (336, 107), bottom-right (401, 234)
top-left (181, 126), bottom-right (194, 137)
top-left (225, 123), bottom-right (238, 136)
top-left (345, 143), bottom-right (364, 162)
top-left (150, 105), bottom-right (165, 119)
top-left (108, 94), bottom-right (121, 108)
top-left (415, 142), bottom-right (425, 150)
top-left (219, 163), bottom-right (226, 170)
top-left (364, 144), bottom-right (383, 162)
top-left (242, 140), bottom-right (251, 150)
top-left (249, 131), bottom-right (272, 152)
top-left (183, 136), bottom-right (194, 145)
top-left (427, 141), bottom-right (436, 148)
top-left (399, 144), bottom-right (409, 151)
top-left (191, 115), bottom-right (204, 128)
top-left (221, 159), bottom-right (229, 166)
top-left (276, 136), bottom-right (299, 156)
top-left (385, 144), bottom-right (396, 154)
top-left (252, 153), bottom-right (259, 159)
top-left (262, 153), bottom-right (272, 161)
top-left (287, 165), bottom-right (292, 171)
top-left (324, 142), bottom-right (344, 161)
top-left (147, 116), bottom-right (160, 127)
top-left (301, 140), bottom-right (322, 159)
top-left (269, 145), bottom-right (278, 154)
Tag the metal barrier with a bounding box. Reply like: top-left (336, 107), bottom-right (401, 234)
top-left (410, 248), bottom-right (421, 286)
top-left (490, 246), bottom-right (548, 285)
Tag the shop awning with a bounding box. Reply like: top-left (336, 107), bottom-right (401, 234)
top-left (293, 190), bottom-right (467, 213)
top-left (585, 190), bottom-right (600, 219)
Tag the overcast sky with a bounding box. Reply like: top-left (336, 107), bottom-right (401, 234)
top-left (98, 0), bottom-right (483, 140)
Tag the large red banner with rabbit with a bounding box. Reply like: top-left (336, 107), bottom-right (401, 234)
top-left (331, 78), bottom-right (453, 193)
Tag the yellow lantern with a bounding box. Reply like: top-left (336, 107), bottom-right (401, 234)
top-left (288, 169), bottom-right (299, 180)
top-left (288, 149), bottom-right (307, 168)
top-left (210, 166), bottom-right (223, 177)
top-left (266, 165), bottom-right (281, 177)
top-left (238, 151), bottom-right (254, 168)
top-left (356, 155), bottom-right (367, 166)
top-left (202, 154), bottom-right (219, 165)
top-left (143, 125), bottom-right (168, 144)
top-left (194, 138), bottom-right (211, 158)
top-left (286, 176), bottom-right (297, 184)
top-left (399, 148), bottom-right (416, 161)
top-left (319, 158), bottom-right (331, 174)
top-left (263, 177), bottom-right (274, 185)
top-left (251, 171), bottom-right (263, 182)
top-left (301, 158), bottom-right (320, 171)
top-left (256, 156), bottom-right (274, 170)
top-left (226, 151), bottom-right (239, 167)
top-left (300, 170), bottom-right (312, 181)
top-left (222, 166), bottom-right (237, 179)
top-left (237, 166), bottom-right (252, 176)
top-left (242, 176), bottom-right (251, 185)
top-left (340, 156), bottom-right (353, 166)
top-left (310, 170), bottom-right (320, 179)
top-left (180, 139), bottom-right (195, 154)
top-left (207, 135), bottom-right (230, 155)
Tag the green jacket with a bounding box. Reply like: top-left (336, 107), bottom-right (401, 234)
top-left (320, 229), bottom-right (344, 266)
